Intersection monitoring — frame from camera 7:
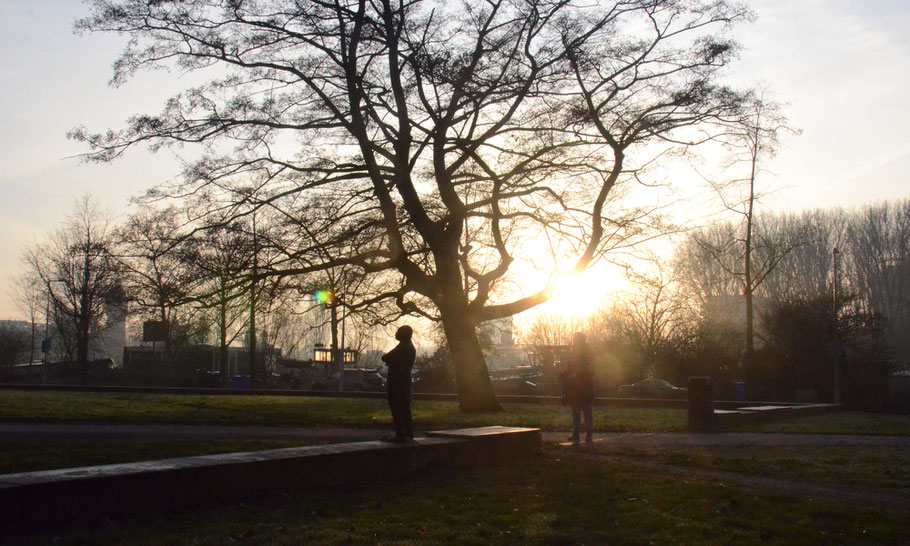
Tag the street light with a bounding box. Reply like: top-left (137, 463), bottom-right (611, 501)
top-left (832, 247), bottom-right (841, 405)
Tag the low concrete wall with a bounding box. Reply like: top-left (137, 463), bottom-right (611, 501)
top-left (0, 426), bottom-right (540, 534)
top-left (714, 403), bottom-right (839, 431)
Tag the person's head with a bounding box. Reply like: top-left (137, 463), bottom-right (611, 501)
top-left (395, 325), bottom-right (413, 342)
top-left (572, 331), bottom-right (586, 347)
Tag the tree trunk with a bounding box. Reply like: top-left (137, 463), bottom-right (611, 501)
top-left (441, 312), bottom-right (500, 413)
top-left (219, 294), bottom-right (230, 387)
top-left (77, 305), bottom-right (90, 385)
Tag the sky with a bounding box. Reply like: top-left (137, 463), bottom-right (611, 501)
top-left (1, 0), bottom-right (909, 321)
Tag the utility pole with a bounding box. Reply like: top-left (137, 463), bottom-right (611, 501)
top-left (832, 247), bottom-right (841, 405)
top-left (42, 290), bottom-right (50, 384)
top-left (331, 295), bottom-right (342, 392)
top-left (248, 212), bottom-right (257, 388)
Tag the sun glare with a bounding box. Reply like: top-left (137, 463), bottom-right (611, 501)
top-left (541, 264), bottom-right (628, 320)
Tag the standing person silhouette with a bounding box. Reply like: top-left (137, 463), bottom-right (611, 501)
top-left (564, 332), bottom-right (595, 444)
top-left (381, 325), bottom-right (416, 442)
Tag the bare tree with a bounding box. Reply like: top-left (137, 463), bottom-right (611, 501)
top-left (673, 223), bottom-right (743, 309)
top-left (0, 323), bottom-right (30, 368)
top-left (687, 97), bottom-right (801, 383)
top-left (23, 196), bottom-right (124, 383)
top-left (521, 312), bottom-right (579, 352)
top-left (610, 262), bottom-right (690, 379)
top-left (179, 222), bottom-right (254, 383)
top-left (758, 209), bottom-right (847, 304)
top-left (116, 205), bottom-right (210, 376)
top-left (10, 273), bottom-right (45, 369)
top-left (847, 199), bottom-right (910, 366)
top-left (73, 0), bottom-right (752, 410)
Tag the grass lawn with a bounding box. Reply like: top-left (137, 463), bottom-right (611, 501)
top-left (745, 411), bottom-right (910, 435)
top-left (0, 439), bottom-right (304, 475)
top-left (7, 453), bottom-right (907, 545)
top-left (616, 445), bottom-right (910, 494)
top-left (0, 390), bottom-right (687, 432)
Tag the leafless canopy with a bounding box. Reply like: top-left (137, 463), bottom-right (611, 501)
top-left (73, 0), bottom-right (752, 409)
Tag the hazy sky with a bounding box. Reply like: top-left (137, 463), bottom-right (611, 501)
top-left (1, 0), bottom-right (909, 320)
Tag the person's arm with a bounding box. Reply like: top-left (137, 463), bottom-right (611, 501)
top-left (383, 343), bottom-right (405, 369)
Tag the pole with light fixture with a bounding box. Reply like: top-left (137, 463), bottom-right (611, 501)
top-left (832, 247), bottom-right (841, 405)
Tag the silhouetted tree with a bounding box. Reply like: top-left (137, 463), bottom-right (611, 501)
top-left (10, 273), bottom-right (44, 369)
top-left (117, 205), bottom-right (208, 377)
top-left (611, 261), bottom-right (690, 380)
top-left (179, 222), bottom-right (254, 383)
top-left (846, 199), bottom-right (910, 366)
top-left (693, 97), bottom-right (800, 382)
top-left (0, 323), bottom-right (30, 368)
top-left (74, 0), bottom-right (752, 410)
top-left (23, 196), bottom-right (124, 383)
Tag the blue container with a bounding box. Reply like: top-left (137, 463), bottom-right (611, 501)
top-left (734, 381), bottom-right (746, 402)
top-left (232, 375), bottom-right (252, 390)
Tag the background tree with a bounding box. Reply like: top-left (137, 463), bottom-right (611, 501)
top-left (609, 261), bottom-right (690, 381)
top-left (23, 196), bottom-right (124, 383)
top-left (117, 205), bottom-right (204, 376)
top-left (10, 273), bottom-right (45, 369)
top-left (179, 221), bottom-right (254, 384)
top-left (74, 0), bottom-right (752, 410)
top-left (846, 199), bottom-right (910, 367)
top-left (694, 97), bottom-right (800, 380)
top-left (758, 209), bottom-right (847, 304)
top-left (0, 323), bottom-right (30, 368)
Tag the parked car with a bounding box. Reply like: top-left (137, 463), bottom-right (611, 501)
top-left (618, 378), bottom-right (688, 399)
top-left (490, 368), bottom-right (544, 395)
top-left (311, 369), bottom-right (386, 391)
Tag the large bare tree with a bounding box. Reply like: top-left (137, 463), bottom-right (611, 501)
top-left (73, 0), bottom-right (751, 410)
top-left (847, 199), bottom-right (910, 366)
top-left (24, 196), bottom-right (124, 383)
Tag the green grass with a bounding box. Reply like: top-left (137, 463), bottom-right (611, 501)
top-left (746, 411), bottom-right (910, 435)
top-left (0, 390), bottom-right (687, 432)
top-left (7, 453), bottom-right (907, 545)
top-left (0, 439), bottom-right (304, 474)
top-left (617, 445), bottom-right (910, 494)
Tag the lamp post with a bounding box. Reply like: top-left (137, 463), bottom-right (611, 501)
top-left (832, 247), bottom-right (841, 405)
top-left (42, 290), bottom-right (51, 384)
top-left (314, 287), bottom-right (344, 391)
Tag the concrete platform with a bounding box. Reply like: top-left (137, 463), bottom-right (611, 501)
top-left (713, 403), bottom-right (838, 431)
top-left (0, 426), bottom-right (541, 533)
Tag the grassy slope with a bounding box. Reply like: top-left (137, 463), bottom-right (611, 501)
top-left (0, 390), bottom-right (687, 431)
top-left (0, 440), bottom-right (303, 474)
top-left (9, 454), bottom-right (907, 545)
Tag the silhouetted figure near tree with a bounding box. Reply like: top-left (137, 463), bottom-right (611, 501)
top-left (563, 332), bottom-right (595, 444)
top-left (381, 325), bottom-right (416, 443)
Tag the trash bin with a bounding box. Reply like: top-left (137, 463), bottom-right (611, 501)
top-left (232, 375), bottom-right (252, 390)
top-left (688, 376), bottom-right (715, 433)
top-left (734, 381), bottom-right (746, 402)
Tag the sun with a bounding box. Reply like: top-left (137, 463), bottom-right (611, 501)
top-left (541, 264), bottom-right (628, 320)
